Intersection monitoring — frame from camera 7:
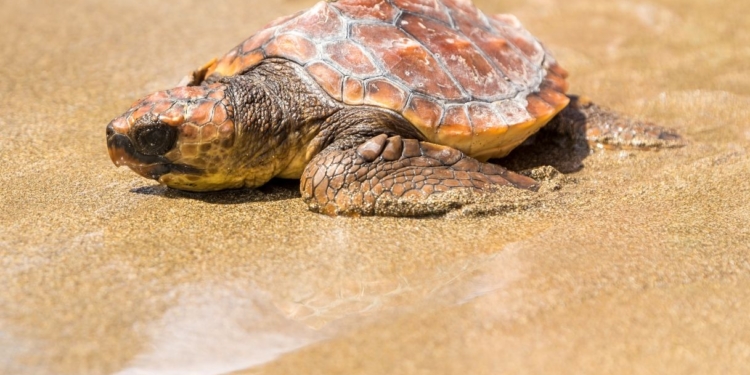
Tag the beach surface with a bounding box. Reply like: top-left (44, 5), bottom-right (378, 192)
top-left (1, 0), bottom-right (749, 374)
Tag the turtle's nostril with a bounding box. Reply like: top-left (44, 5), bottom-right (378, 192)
top-left (106, 123), bottom-right (115, 138)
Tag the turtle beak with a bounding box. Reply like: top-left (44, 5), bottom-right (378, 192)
top-left (106, 122), bottom-right (171, 180)
top-left (107, 122), bottom-right (204, 181)
top-left (106, 123), bottom-right (132, 167)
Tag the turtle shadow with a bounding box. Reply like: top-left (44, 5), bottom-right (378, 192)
top-left (497, 99), bottom-right (591, 173)
top-left (498, 131), bottom-right (590, 173)
top-left (130, 178), bottom-right (301, 204)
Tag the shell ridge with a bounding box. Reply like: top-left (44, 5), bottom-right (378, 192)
top-left (351, 21), bottom-right (464, 101)
top-left (474, 3), bottom-right (492, 30)
top-left (337, 67), bottom-right (346, 100)
top-left (285, 59), bottom-right (340, 108)
top-left (398, 9), bottom-right (453, 28)
top-left (540, 53), bottom-right (560, 88)
top-left (393, 10), bottom-right (404, 26)
top-left (435, 101), bottom-right (448, 131)
top-left (305, 60), bottom-right (347, 101)
top-left (321, 40), bottom-right (382, 77)
top-left (444, 4), bottom-right (529, 101)
top-left (363, 76), bottom-right (410, 112)
top-left (347, 24), bottom-right (391, 79)
top-left (443, 0), bottom-right (491, 31)
top-left (430, 96), bottom-right (449, 133)
top-left (205, 0), bottom-right (567, 160)
top-left (488, 100), bottom-right (511, 126)
top-left (237, 27), bottom-right (277, 57)
top-left (320, 52), bottom-right (349, 77)
top-left (487, 19), bottom-right (545, 90)
top-left (438, 0), bottom-right (458, 29)
top-left (492, 18), bottom-right (546, 67)
top-left (321, 3), bottom-right (350, 42)
top-left (351, 43), bottom-right (387, 78)
top-left (469, 11), bottom-right (524, 98)
top-left (402, 11), bottom-right (518, 102)
top-left (325, 2), bottom-right (351, 34)
top-left (330, 0), bottom-right (401, 24)
top-left (252, 29), bottom-right (276, 69)
top-left (535, 56), bottom-right (569, 111)
top-left (336, 7), bottom-right (400, 79)
top-left (403, 92), bottom-right (447, 133)
top-left (394, 13), bottom-right (471, 101)
top-left (392, 0), bottom-right (454, 25)
top-left (492, 40), bottom-right (539, 94)
top-left (462, 103), bottom-right (475, 154)
top-left (208, 102), bottom-right (217, 125)
top-left (435, 21), bottom-right (519, 102)
top-left (263, 32), bottom-right (320, 65)
top-left (384, 0), bottom-right (405, 25)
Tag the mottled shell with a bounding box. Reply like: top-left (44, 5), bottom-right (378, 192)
top-left (201, 0), bottom-right (569, 160)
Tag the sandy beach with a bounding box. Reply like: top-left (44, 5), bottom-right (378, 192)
top-left (1, 0), bottom-right (749, 374)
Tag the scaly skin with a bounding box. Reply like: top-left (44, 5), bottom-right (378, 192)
top-left (544, 96), bottom-right (685, 149)
top-left (107, 83), bottom-right (237, 189)
top-left (301, 134), bottom-right (537, 216)
top-left (107, 60), bottom-right (682, 216)
top-left (108, 60), bottom-right (341, 191)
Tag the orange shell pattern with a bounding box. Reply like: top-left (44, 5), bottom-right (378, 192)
top-left (203, 0), bottom-right (569, 160)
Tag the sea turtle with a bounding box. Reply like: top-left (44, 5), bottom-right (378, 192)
top-left (106, 0), bottom-right (681, 216)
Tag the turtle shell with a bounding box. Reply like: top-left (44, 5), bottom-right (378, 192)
top-left (200, 0), bottom-right (569, 160)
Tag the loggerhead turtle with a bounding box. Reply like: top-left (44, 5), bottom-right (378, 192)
top-left (106, 0), bottom-right (681, 216)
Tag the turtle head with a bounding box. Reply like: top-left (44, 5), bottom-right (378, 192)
top-left (107, 83), bottom-right (244, 191)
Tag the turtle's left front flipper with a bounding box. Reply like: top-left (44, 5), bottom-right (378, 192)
top-left (546, 96), bottom-right (685, 149)
top-left (300, 134), bottom-right (538, 216)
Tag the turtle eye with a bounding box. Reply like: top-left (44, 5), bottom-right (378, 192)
top-left (132, 122), bottom-right (177, 156)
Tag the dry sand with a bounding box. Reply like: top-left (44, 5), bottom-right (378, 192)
top-left (1, 0), bottom-right (749, 374)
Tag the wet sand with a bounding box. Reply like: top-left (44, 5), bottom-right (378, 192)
top-left (1, 0), bottom-right (749, 374)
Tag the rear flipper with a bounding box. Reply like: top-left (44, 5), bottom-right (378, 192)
top-left (545, 96), bottom-right (685, 149)
top-left (300, 134), bottom-right (538, 216)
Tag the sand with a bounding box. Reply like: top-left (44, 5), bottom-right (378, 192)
top-left (1, 0), bottom-right (749, 374)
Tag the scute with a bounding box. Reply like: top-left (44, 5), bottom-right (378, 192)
top-left (264, 34), bottom-right (317, 65)
top-left (403, 94), bottom-right (444, 131)
top-left (343, 77), bottom-right (365, 105)
top-left (364, 78), bottom-right (408, 112)
top-left (438, 104), bottom-right (473, 153)
top-left (392, 0), bottom-right (452, 24)
top-left (199, 0), bottom-right (569, 159)
top-left (466, 27), bottom-right (538, 88)
top-left (351, 23), bottom-right (465, 100)
top-left (398, 14), bottom-right (513, 101)
top-left (277, 2), bottom-right (345, 41)
top-left (306, 62), bottom-right (344, 101)
top-left (331, 0), bottom-right (399, 22)
top-left (490, 16), bottom-right (546, 65)
top-left (324, 40), bottom-right (379, 76)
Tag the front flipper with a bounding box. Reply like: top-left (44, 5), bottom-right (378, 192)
top-left (547, 96), bottom-right (685, 149)
top-left (300, 134), bottom-right (538, 216)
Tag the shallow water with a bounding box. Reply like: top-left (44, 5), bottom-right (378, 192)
top-left (1, 0), bottom-right (749, 374)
